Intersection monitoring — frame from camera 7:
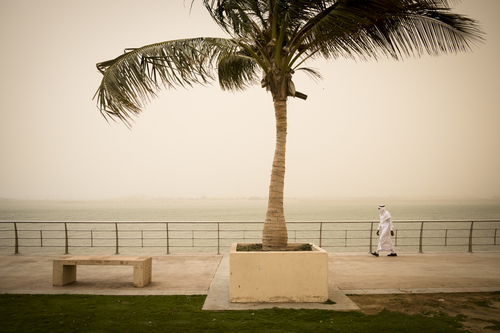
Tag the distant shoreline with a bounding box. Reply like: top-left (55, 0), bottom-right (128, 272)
top-left (1, 196), bottom-right (499, 205)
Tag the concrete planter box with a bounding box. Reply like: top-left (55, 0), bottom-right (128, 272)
top-left (229, 243), bottom-right (329, 303)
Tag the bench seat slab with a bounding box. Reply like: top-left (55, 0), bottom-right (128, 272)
top-left (53, 256), bottom-right (152, 287)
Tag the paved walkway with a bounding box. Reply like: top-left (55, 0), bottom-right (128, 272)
top-left (0, 252), bottom-right (499, 311)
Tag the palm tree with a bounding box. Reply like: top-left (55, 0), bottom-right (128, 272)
top-left (94, 0), bottom-right (483, 250)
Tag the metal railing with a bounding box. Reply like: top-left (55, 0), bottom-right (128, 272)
top-left (1, 220), bottom-right (499, 254)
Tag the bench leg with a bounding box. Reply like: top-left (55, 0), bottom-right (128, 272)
top-left (133, 258), bottom-right (152, 287)
top-left (53, 262), bottom-right (76, 286)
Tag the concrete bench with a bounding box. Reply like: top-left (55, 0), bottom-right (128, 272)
top-left (53, 256), bottom-right (152, 287)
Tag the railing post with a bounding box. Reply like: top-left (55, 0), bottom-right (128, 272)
top-left (115, 223), bottom-right (119, 255)
top-left (419, 222), bottom-right (424, 253)
top-left (14, 222), bottom-right (19, 254)
top-left (369, 222), bottom-right (374, 253)
top-left (468, 221), bottom-right (474, 253)
top-left (166, 222), bottom-right (170, 254)
top-left (64, 223), bottom-right (69, 254)
top-left (319, 222), bottom-right (323, 248)
top-left (217, 222), bottom-right (220, 255)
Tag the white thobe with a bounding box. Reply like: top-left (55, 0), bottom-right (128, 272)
top-left (377, 210), bottom-right (395, 253)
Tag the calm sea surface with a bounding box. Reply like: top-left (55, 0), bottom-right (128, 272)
top-left (1, 199), bottom-right (499, 254)
top-left (1, 199), bottom-right (500, 221)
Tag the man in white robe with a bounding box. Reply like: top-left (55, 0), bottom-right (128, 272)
top-left (371, 205), bottom-right (397, 257)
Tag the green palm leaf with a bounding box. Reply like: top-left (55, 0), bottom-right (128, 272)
top-left (218, 53), bottom-right (261, 91)
top-left (94, 37), bottom-right (241, 124)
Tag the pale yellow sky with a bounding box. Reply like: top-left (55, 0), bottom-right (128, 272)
top-left (0, 0), bottom-right (499, 200)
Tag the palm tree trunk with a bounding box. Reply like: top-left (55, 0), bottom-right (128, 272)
top-left (262, 99), bottom-right (288, 251)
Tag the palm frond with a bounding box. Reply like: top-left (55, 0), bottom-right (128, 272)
top-left (295, 0), bottom-right (484, 62)
top-left (218, 53), bottom-right (260, 91)
top-left (204, 0), bottom-right (269, 38)
top-left (294, 67), bottom-right (323, 82)
top-left (94, 37), bottom-right (240, 123)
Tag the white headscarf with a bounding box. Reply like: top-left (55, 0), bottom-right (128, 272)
top-left (378, 205), bottom-right (391, 222)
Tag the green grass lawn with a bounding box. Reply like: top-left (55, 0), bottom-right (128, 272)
top-left (0, 294), bottom-right (467, 332)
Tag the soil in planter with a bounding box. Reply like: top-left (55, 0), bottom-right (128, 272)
top-left (236, 243), bottom-right (312, 251)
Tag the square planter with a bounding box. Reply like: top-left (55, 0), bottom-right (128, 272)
top-left (229, 243), bottom-right (329, 303)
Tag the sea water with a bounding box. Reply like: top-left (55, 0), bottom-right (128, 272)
top-left (1, 198), bottom-right (500, 221)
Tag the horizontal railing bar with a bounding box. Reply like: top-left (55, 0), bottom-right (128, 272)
top-left (3, 219), bottom-right (499, 223)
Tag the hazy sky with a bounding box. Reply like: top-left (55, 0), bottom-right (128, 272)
top-left (0, 0), bottom-right (499, 201)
